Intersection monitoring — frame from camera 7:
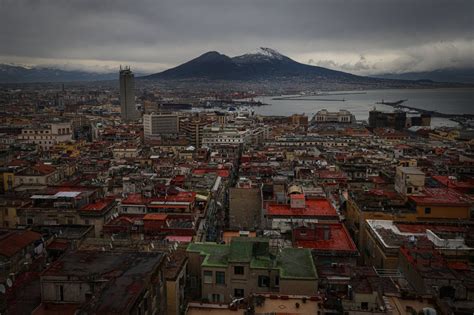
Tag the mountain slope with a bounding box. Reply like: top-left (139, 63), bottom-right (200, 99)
top-left (144, 47), bottom-right (363, 81)
top-left (0, 64), bottom-right (117, 83)
top-left (375, 68), bottom-right (474, 84)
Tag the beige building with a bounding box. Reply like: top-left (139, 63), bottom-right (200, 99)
top-left (394, 166), bottom-right (425, 196)
top-left (18, 121), bottom-right (73, 150)
top-left (14, 163), bottom-right (59, 187)
top-left (187, 237), bottom-right (318, 304)
top-left (314, 109), bottom-right (355, 124)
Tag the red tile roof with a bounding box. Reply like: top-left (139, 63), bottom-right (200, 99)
top-left (432, 176), bottom-right (474, 192)
top-left (267, 198), bottom-right (337, 217)
top-left (317, 170), bottom-right (348, 180)
top-left (32, 163), bottom-right (56, 175)
top-left (409, 188), bottom-right (470, 206)
top-left (121, 193), bottom-right (148, 205)
top-left (81, 198), bottom-right (115, 212)
top-left (294, 223), bottom-right (357, 252)
top-left (0, 230), bottom-right (42, 257)
top-left (143, 213), bottom-right (168, 221)
top-left (192, 168), bottom-right (230, 178)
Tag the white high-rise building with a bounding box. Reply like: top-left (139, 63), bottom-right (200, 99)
top-left (143, 113), bottom-right (180, 137)
top-left (119, 66), bottom-right (140, 121)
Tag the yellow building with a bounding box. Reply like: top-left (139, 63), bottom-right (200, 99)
top-left (0, 197), bottom-right (29, 228)
top-left (1, 171), bottom-right (14, 193)
top-left (408, 188), bottom-right (471, 220)
top-left (346, 188), bottom-right (471, 267)
top-left (345, 190), bottom-right (416, 249)
top-left (165, 252), bottom-right (188, 315)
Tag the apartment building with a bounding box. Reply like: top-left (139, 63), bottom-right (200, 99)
top-left (18, 121), bottom-right (72, 150)
top-left (186, 237), bottom-right (318, 304)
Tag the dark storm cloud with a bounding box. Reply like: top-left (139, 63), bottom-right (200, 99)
top-left (0, 0), bottom-right (472, 74)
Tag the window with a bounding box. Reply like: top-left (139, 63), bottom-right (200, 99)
top-left (425, 207), bottom-right (431, 214)
top-left (234, 288), bottom-right (244, 298)
top-left (203, 271), bottom-right (212, 284)
top-left (258, 275), bottom-right (270, 287)
top-left (211, 293), bottom-right (221, 303)
top-left (216, 271), bottom-right (225, 285)
top-left (361, 302), bottom-right (368, 310)
top-left (275, 276), bottom-right (280, 287)
top-left (27, 218), bottom-right (33, 225)
top-left (56, 285), bottom-right (64, 301)
top-left (234, 266), bottom-right (244, 275)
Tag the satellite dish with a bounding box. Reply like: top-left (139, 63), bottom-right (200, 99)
top-left (0, 284), bottom-right (5, 294)
top-left (150, 243), bottom-right (155, 249)
top-left (6, 279), bottom-right (12, 287)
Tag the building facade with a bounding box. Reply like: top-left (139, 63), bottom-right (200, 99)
top-left (18, 121), bottom-right (73, 150)
top-left (144, 113), bottom-right (180, 138)
top-left (119, 67), bottom-right (140, 121)
top-left (314, 109), bottom-right (355, 124)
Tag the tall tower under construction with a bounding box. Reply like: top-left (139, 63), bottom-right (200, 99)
top-left (119, 66), bottom-right (140, 121)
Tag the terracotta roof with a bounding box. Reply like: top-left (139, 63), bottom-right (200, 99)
top-left (81, 198), bottom-right (115, 212)
top-left (409, 188), bottom-right (470, 206)
top-left (143, 213), bottom-right (168, 221)
top-left (294, 223), bottom-right (357, 252)
top-left (267, 198), bottom-right (337, 217)
top-left (0, 230), bottom-right (42, 257)
top-left (32, 163), bottom-right (56, 175)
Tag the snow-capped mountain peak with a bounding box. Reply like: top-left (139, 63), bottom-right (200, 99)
top-left (257, 47), bottom-right (285, 60)
top-left (233, 47), bottom-right (289, 64)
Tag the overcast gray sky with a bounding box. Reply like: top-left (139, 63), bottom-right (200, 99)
top-left (1, 0), bottom-right (473, 75)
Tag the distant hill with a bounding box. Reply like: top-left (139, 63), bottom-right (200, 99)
top-left (0, 64), bottom-right (117, 83)
top-left (375, 68), bottom-right (474, 84)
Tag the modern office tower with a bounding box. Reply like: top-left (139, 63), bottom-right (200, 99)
top-left (119, 66), bottom-right (140, 121)
top-left (143, 113), bottom-right (180, 138)
top-left (180, 117), bottom-right (207, 148)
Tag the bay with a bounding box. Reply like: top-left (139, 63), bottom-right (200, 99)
top-left (251, 88), bottom-right (474, 128)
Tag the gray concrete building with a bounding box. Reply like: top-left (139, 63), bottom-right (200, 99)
top-left (119, 66), bottom-right (140, 121)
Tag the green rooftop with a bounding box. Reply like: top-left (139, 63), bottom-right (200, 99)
top-left (186, 237), bottom-right (317, 280)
